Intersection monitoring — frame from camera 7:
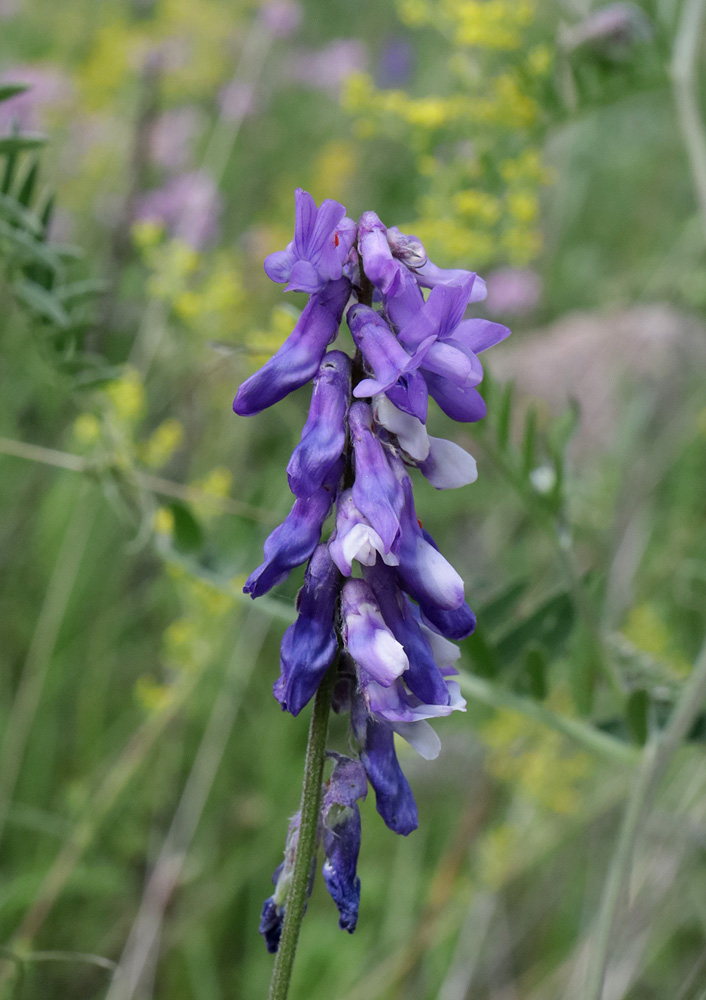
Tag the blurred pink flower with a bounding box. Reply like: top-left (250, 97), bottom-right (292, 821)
top-left (0, 66), bottom-right (73, 131)
top-left (259, 0), bottom-right (302, 38)
top-left (135, 170), bottom-right (223, 250)
top-left (485, 268), bottom-right (541, 317)
top-left (218, 79), bottom-right (258, 122)
top-left (0, 0), bottom-right (19, 17)
top-left (149, 106), bottom-right (203, 171)
top-left (289, 40), bottom-right (368, 95)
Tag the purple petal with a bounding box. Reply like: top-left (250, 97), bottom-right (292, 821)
top-left (274, 545), bottom-right (340, 715)
top-left (243, 459), bottom-right (343, 597)
top-left (358, 211), bottom-right (405, 296)
top-left (420, 340), bottom-right (483, 386)
top-left (286, 258), bottom-right (324, 293)
top-left (264, 244), bottom-right (297, 283)
top-left (349, 401), bottom-right (404, 552)
top-left (450, 317), bottom-right (511, 354)
top-left (342, 579), bottom-right (409, 687)
top-left (384, 267), bottom-right (425, 331)
top-left (293, 187), bottom-right (317, 256)
top-left (328, 490), bottom-right (399, 576)
top-left (384, 370), bottom-right (429, 422)
top-left (414, 261), bottom-right (487, 300)
top-left (425, 374), bottom-right (488, 423)
top-left (322, 805), bottom-right (362, 932)
top-left (419, 599), bottom-right (477, 640)
top-left (351, 694), bottom-right (418, 835)
top-left (233, 278), bottom-right (350, 416)
top-left (287, 351), bottom-right (350, 497)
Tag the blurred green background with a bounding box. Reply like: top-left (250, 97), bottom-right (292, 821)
top-left (2, 0), bottom-right (706, 998)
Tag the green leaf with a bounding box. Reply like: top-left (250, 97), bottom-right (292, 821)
top-left (0, 219), bottom-right (62, 271)
top-left (495, 587), bottom-right (575, 667)
top-left (570, 630), bottom-right (597, 716)
top-left (169, 502), bottom-right (204, 554)
top-left (57, 279), bottom-right (109, 306)
top-left (17, 160), bottom-right (39, 209)
top-left (0, 134), bottom-right (47, 155)
top-left (13, 279), bottom-right (70, 327)
top-left (477, 578), bottom-right (529, 633)
top-left (547, 399), bottom-right (580, 458)
top-left (0, 84), bottom-right (29, 104)
top-left (625, 688), bottom-right (649, 746)
top-left (0, 193), bottom-right (42, 234)
top-left (467, 624), bottom-right (498, 678)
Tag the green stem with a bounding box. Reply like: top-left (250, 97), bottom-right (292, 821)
top-left (456, 671), bottom-right (637, 766)
top-left (583, 635), bottom-right (706, 1000)
top-left (268, 664), bottom-right (336, 1000)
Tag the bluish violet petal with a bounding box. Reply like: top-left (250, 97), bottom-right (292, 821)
top-left (285, 258), bottom-right (324, 293)
top-left (384, 370), bottom-right (428, 422)
top-left (395, 477), bottom-right (465, 611)
top-left (309, 198), bottom-right (347, 280)
top-left (419, 598), bottom-right (477, 640)
top-left (233, 278), bottom-right (350, 416)
top-left (244, 458), bottom-right (343, 598)
top-left (259, 897), bottom-right (284, 954)
top-left (328, 490), bottom-right (399, 576)
top-left (351, 695), bottom-right (418, 835)
top-left (264, 244), bottom-right (296, 284)
top-left (421, 340), bottom-right (483, 387)
top-left (324, 755), bottom-right (368, 809)
top-left (274, 544), bottom-right (340, 715)
top-left (336, 216), bottom-right (358, 264)
top-left (293, 187), bottom-right (317, 256)
top-left (358, 210), bottom-right (404, 295)
top-left (425, 372), bottom-right (488, 423)
top-left (362, 674), bottom-right (456, 726)
top-left (342, 578), bottom-right (409, 687)
top-left (348, 304), bottom-right (417, 393)
top-left (428, 274), bottom-right (477, 339)
top-left (349, 401), bottom-right (404, 552)
top-left (287, 351), bottom-right (350, 497)
top-left (322, 806), bottom-right (362, 932)
top-left (414, 260), bottom-right (487, 300)
top-left (364, 562), bottom-right (450, 706)
top-left (384, 266), bottom-right (425, 331)
top-left (450, 317), bottom-right (511, 354)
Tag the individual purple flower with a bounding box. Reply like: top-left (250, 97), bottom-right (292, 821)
top-left (274, 545), bottom-right (340, 715)
top-left (349, 402), bottom-right (404, 553)
top-left (289, 39), bottom-right (368, 95)
top-left (287, 351), bottom-right (351, 497)
top-left (233, 277), bottom-right (351, 416)
top-left (394, 475), bottom-right (465, 611)
top-left (341, 579), bottom-right (409, 687)
top-left (244, 458), bottom-right (343, 598)
top-left (357, 211), bottom-right (406, 296)
top-left (348, 304), bottom-right (432, 421)
top-left (264, 189), bottom-right (355, 293)
top-left (328, 490), bottom-right (399, 577)
top-left (0, 66), bottom-right (72, 131)
top-left (351, 693), bottom-right (418, 835)
top-left (321, 755), bottom-right (367, 932)
top-left (135, 170), bottom-right (222, 250)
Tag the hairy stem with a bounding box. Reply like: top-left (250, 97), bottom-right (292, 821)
top-left (267, 664), bottom-right (336, 1000)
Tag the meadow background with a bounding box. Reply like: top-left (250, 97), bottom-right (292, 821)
top-left (1, 1), bottom-right (706, 998)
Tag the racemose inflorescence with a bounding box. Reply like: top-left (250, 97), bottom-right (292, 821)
top-left (232, 189), bottom-right (510, 950)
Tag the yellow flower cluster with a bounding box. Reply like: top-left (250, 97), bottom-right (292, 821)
top-left (398, 0), bottom-right (535, 51)
top-left (482, 703), bottom-right (592, 816)
top-left (622, 603), bottom-right (691, 677)
top-left (343, 2), bottom-right (554, 270)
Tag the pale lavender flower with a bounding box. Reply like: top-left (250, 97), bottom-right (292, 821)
top-left (259, 0), bottom-right (303, 38)
top-left (485, 267), bottom-right (541, 317)
top-left (135, 170), bottom-right (223, 249)
top-left (289, 40), bottom-right (368, 95)
top-left (148, 107), bottom-right (202, 171)
top-left (0, 66), bottom-right (72, 131)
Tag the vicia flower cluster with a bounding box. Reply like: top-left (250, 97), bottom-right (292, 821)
top-left (232, 189), bottom-right (509, 948)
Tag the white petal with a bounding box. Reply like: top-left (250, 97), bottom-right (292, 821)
top-left (445, 680), bottom-right (467, 712)
top-left (419, 622), bottom-right (461, 668)
top-left (421, 436), bottom-right (478, 490)
top-left (393, 721), bottom-right (441, 760)
top-left (374, 394), bottom-right (430, 461)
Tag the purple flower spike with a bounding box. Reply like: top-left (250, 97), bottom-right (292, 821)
top-left (395, 477), bottom-right (465, 611)
top-left (244, 459), bottom-right (343, 597)
top-left (348, 304), bottom-right (432, 421)
top-left (264, 188), bottom-right (354, 293)
top-left (274, 545), bottom-right (340, 716)
top-left (233, 278), bottom-right (351, 416)
top-left (328, 489), bottom-right (400, 576)
top-left (351, 694), bottom-right (418, 835)
top-left (321, 755), bottom-right (367, 933)
top-left (287, 351), bottom-right (351, 497)
top-left (357, 211), bottom-right (405, 295)
top-left (349, 402), bottom-right (404, 552)
top-left (342, 579), bottom-right (409, 687)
